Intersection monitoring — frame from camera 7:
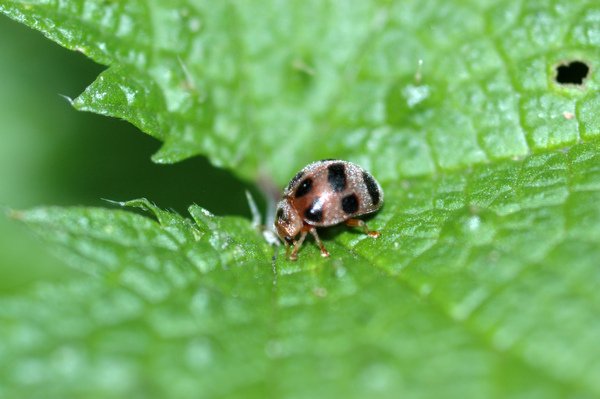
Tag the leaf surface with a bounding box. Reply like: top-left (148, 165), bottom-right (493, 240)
top-left (1, 0), bottom-right (600, 398)
top-left (2, 0), bottom-right (599, 181)
top-left (3, 142), bottom-right (600, 398)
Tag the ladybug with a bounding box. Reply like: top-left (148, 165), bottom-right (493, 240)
top-left (274, 159), bottom-right (383, 260)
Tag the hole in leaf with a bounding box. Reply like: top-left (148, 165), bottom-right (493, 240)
top-left (555, 61), bottom-right (590, 85)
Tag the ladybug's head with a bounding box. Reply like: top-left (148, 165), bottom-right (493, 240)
top-left (274, 199), bottom-right (303, 245)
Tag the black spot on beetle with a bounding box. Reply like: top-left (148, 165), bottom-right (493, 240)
top-left (295, 178), bottom-right (313, 198)
top-left (319, 158), bottom-right (337, 162)
top-left (362, 172), bottom-right (380, 205)
top-left (304, 198), bottom-right (323, 222)
top-left (327, 163), bottom-right (347, 192)
top-left (287, 170), bottom-right (304, 191)
top-left (341, 194), bottom-right (359, 214)
top-left (556, 61), bottom-right (590, 85)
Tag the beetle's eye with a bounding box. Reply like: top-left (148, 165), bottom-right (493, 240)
top-left (276, 208), bottom-right (284, 221)
top-left (284, 236), bottom-right (294, 245)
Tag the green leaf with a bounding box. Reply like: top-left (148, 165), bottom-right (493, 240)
top-left (2, 0), bottom-right (600, 398)
top-left (3, 141), bottom-right (600, 398)
top-left (1, 0), bottom-right (598, 182)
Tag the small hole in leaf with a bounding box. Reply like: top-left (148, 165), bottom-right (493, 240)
top-left (555, 61), bottom-right (589, 85)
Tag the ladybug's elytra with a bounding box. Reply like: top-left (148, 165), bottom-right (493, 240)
top-left (274, 159), bottom-right (383, 260)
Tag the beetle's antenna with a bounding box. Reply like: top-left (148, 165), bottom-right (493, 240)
top-left (245, 190), bottom-right (262, 227)
top-left (246, 190), bottom-right (280, 246)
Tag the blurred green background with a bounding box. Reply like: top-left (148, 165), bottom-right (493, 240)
top-left (0, 16), bottom-right (254, 293)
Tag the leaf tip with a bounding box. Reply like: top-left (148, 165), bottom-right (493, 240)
top-left (101, 198), bottom-right (127, 207)
top-left (57, 93), bottom-right (75, 107)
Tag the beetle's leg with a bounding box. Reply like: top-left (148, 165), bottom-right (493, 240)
top-left (309, 227), bottom-right (330, 258)
top-left (289, 231), bottom-right (308, 261)
top-left (284, 242), bottom-right (291, 258)
top-left (345, 218), bottom-right (380, 238)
